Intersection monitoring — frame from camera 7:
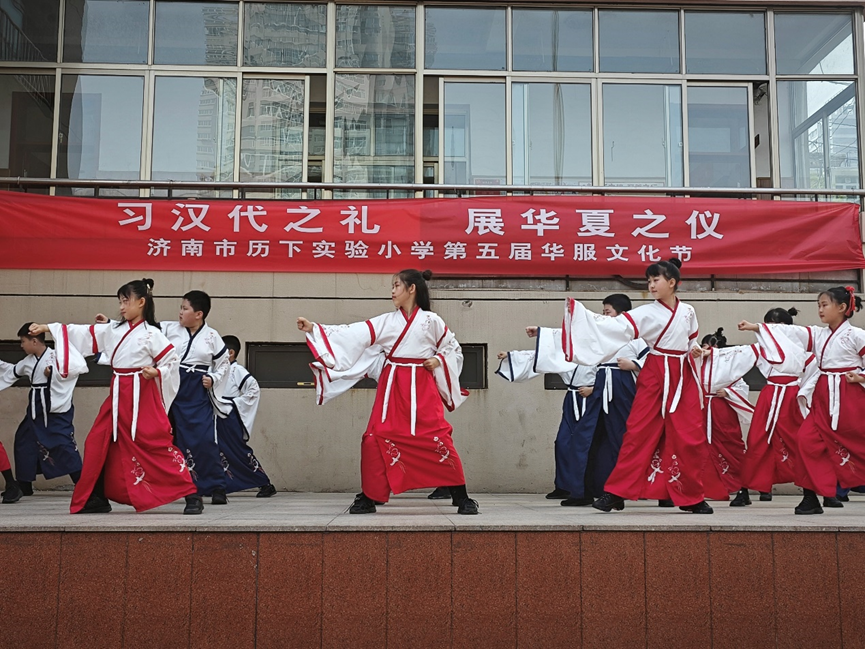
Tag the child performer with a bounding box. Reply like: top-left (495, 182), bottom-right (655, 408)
top-left (158, 291), bottom-right (230, 511)
top-left (495, 326), bottom-right (598, 501)
top-left (0, 323), bottom-right (85, 496)
top-left (736, 308), bottom-right (816, 506)
top-left (214, 335), bottom-right (275, 498)
top-left (30, 279), bottom-right (198, 514)
top-left (297, 269), bottom-right (479, 515)
top-left (697, 328), bottom-right (755, 504)
top-left (563, 259), bottom-right (713, 513)
top-left (739, 286), bottom-right (865, 515)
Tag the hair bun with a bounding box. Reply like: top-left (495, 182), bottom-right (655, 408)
top-left (667, 257), bottom-right (682, 269)
top-left (787, 307), bottom-right (799, 317)
top-left (421, 270), bottom-right (433, 281)
top-left (142, 278), bottom-right (154, 294)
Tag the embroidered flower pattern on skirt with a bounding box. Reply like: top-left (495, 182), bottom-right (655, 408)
top-left (667, 454), bottom-right (683, 493)
top-left (433, 436), bottom-right (456, 469)
top-left (384, 439), bottom-right (406, 473)
top-left (170, 446), bottom-right (188, 473)
top-left (130, 456), bottom-right (153, 492)
top-left (220, 451), bottom-right (233, 480)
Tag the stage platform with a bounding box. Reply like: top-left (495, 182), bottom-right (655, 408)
top-left (2, 492), bottom-right (864, 648)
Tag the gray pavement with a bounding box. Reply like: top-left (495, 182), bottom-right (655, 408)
top-left (2, 491), bottom-right (865, 532)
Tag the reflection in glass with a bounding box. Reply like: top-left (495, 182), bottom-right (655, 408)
top-left (443, 82), bottom-right (505, 185)
top-left (512, 83), bottom-right (591, 185)
top-left (64, 0), bottom-right (149, 64)
top-left (685, 12), bottom-right (765, 75)
top-left (337, 6), bottom-right (415, 68)
top-left (334, 75), bottom-right (414, 198)
top-left (0, 74), bottom-right (55, 180)
top-left (687, 86), bottom-right (750, 188)
top-left (244, 3), bottom-right (326, 68)
top-left (57, 75), bottom-right (143, 189)
top-left (602, 84), bottom-right (683, 186)
top-left (599, 10), bottom-right (679, 74)
top-left (0, 0), bottom-right (59, 62)
top-left (240, 79), bottom-right (304, 198)
top-left (778, 81), bottom-right (859, 191)
top-left (512, 9), bottom-right (593, 72)
top-left (775, 13), bottom-right (853, 75)
top-left (155, 2), bottom-right (238, 66)
top-left (425, 8), bottom-right (506, 70)
top-left (152, 76), bottom-right (236, 185)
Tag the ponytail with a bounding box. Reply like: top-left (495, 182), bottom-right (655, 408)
top-left (397, 269), bottom-right (433, 312)
top-left (116, 278), bottom-right (158, 327)
top-left (820, 286), bottom-right (862, 319)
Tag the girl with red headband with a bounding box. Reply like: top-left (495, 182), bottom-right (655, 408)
top-left (739, 286), bottom-right (865, 514)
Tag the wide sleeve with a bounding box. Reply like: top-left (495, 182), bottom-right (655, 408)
top-left (47, 323), bottom-right (98, 379)
top-left (495, 350), bottom-right (540, 383)
top-left (206, 332), bottom-right (231, 408)
top-left (797, 354), bottom-right (820, 413)
top-left (706, 345), bottom-right (759, 390)
top-left (151, 330), bottom-right (180, 412)
top-left (562, 298), bottom-right (638, 365)
top-left (234, 370), bottom-right (260, 436)
top-left (534, 327), bottom-right (579, 375)
top-left (309, 346), bottom-right (386, 405)
top-left (0, 358), bottom-right (32, 391)
top-left (764, 323), bottom-right (815, 354)
top-left (305, 313), bottom-right (387, 372)
top-left (722, 378), bottom-right (755, 428)
top-left (431, 317), bottom-right (467, 412)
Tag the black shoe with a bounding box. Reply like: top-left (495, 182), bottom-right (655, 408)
top-left (350, 494), bottom-right (376, 514)
top-left (794, 491), bottom-right (823, 515)
top-left (428, 487), bottom-right (451, 500)
top-left (679, 500), bottom-right (714, 514)
top-left (730, 488), bottom-right (752, 507)
top-left (183, 495), bottom-right (204, 515)
top-left (257, 483), bottom-right (277, 498)
top-left (592, 492), bottom-right (625, 512)
top-left (759, 492), bottom-right (773, 502)
top-left (561, 496), bottom-right (594, 507)
top-left (18, 481), bottom-right (33, 497)
top-left (355, 492), bottom-right (385, 506)
top-left (78, 494), bottom-right (111, 513)
top-left (211, 489), bottom-right (228, 505)
top-left (839, 494), bottom-right (850, 503)
top-left (456, 498), bottom-right (479, 515)
top-left (823, 496), bottom-right (844, 508)
top-left (545, 488), bottom-right (570, 500)
top-left (1, 482), bottom-right (24, 504)
top-left (657, 499), bottom-right (675, 507)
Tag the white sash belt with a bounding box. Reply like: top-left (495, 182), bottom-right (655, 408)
top-left (567, 388), bottom-right (588, 421)
top-left (382, 361), bottom-right (421, 436)
top-left (821, 369), bottom-right (854, 432)
top-left (765, 378), bottom-right (799, 443)
top-left (650, 350), bottom-right (686, 418)
top-left (112, 370), bottom-right (143, 442)
top-left (30, 384), bottom-right (49, 428)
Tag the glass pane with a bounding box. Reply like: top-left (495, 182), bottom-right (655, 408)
top-left (599, 10), bottom-right (679, 74)
top-left (687, 86), bottom-right (750, 188)
top-left (152, 76), bottom-right (236, 184)
top-left (602, 84), bottom-right (683, 186)
top-left (685, 12), bottom-right (765, 75)
top-left (334, 74), bottom-right (414, 198)
top-left (57, 75), bottom-right (143, 186)
top-left (775, 13), bottom-right (853, 75)
top-left (512, 9), bottom-right (593, 72)
top-left (425, 8), bottom-right (506, 71)
top-left (0, 0), bottom-right (60, 62)
top-left (243, 3), bottom-right (326, 68)
top-left (240, 79), bottom-right (304, 197)
top-left (443, 82), bottom-right (505, 185)
top-left (512, 83), bottom-right (591, 186)
top-left (63, 0), bottom-right (149, 64)
top-left (336, 6), bottom-right (415, 68)
top-left (0, 74), bottom-right (55, 178)
top-left (155, 2), bottom-right (238, 66)
top-left (778, 81), bottom-right (859, 191)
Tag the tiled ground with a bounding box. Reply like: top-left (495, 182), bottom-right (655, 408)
top-left (1, 492), bottom-right (864, 648)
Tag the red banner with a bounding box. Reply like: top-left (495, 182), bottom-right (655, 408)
top-left (0, 191), bottom-right (862, 275)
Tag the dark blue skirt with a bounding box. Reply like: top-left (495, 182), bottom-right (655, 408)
top-left (14, 399), bottom-right (82, 482)
top-left (170, 372), bottom-right (225, 496)
top-left (216, 408), bottom-right (270, 493)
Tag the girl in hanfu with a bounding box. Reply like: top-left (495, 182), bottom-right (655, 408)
top-left (739, 286), bottom-right (865, 515)
top-left (297, 269), bottom-right (479, 515)
top-left (563, 259), bottom-right (714, 514)
top-left (29, 279), bottom-right (198, 514)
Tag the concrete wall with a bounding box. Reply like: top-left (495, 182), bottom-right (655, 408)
top-left (0, 269), bottom-right (825, 492)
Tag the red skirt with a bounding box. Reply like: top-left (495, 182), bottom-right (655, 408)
top-left (360, 361), bottom-right (465, 503)
top-left (796, 374), bottom-right (865, 497)
top-left (740, 382), bottom-right (800, 491)
top-left (604, 353), bottom-right (708, 507)
top-left (70, 374), bottom-right (196, 513)
top-left (702, 397), bottom-right (746, 500)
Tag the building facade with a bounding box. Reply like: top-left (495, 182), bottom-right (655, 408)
top-left (0, 0), bottom-right (863, 492)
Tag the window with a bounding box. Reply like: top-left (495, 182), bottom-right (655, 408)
top-left (685, 12), bottom-right (766, 75)
top-left (0, 74), bottom-right (55, 182)
top-left (154, 1), bottom-right (238, 66)
top-left (336, 6), bottom-right (415, 68)
top-left (687, 86), bottom-right (751, 188)
top-left (599, 10), bottom-right (679, 74)
top-left (443, 82), bottom-right (506, 186)
top-left (512, 9), bottom-right (593, 73)
top-left (775, 13), bottom-right (853, 75)
top-left (244, 3), bottom-right (326, 68)
top-left (0, 0), bottom-right (59, 62)
top-left (425, 8), bottom-right (506, 71)
top-left (64, 0), bottom-right (149, 64)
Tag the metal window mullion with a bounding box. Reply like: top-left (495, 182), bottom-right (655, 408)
top-left (139, 70), bottom-right (154, 198)
top-left (852, 9), bottom-right (865, 193)
top-left (323, 1), bottom-right (336, 197)
top-left (57, 0), bottom-right (66, 64)
top-left (414, 2), bottom-right (424, 196)
top-left (681, 81), bottom-right (689, 187)
top-left (593, 7), bottom-right (599, 73)
top-left (438, 75), bottom-right (444, 195)
top-left (505, 76), bottom-right (512, 186)
top-left (232, 72), bottom-right (243, 196)
top-left (596, 79), bottom-right (605, 186)
top-left (49, 69), bottom-right (62, 193)
top-left (238, 1), bottom-right (245, 68)
top-left (591, 78), bottom-right (601, 186)
top-left (747, 82), bottom-right (757, 187)
top-left (303, 74), bottom-right (310, 197)
top-left (678, 8), bottom-right (685, 75)
top-left (767, 9), bottom-right (781, 189)
top-left (148, 0), bottom-right (156, 66)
